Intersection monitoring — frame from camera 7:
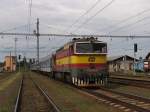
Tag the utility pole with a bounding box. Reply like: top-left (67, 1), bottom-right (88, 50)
top-left (10, 51), bottom-right (12, 72)
top-left (14, 38), bottom-right (17, 64)
top-left (36, 18), bottom-right (40, 64)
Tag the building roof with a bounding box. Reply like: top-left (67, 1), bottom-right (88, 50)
top-left (145, 52), bottom-right (150, 60)
top-left (108, 55), bottom-right (138, 62)
top-left (108, 55), bottom-right (123, 61)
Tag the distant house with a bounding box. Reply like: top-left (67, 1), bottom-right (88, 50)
top-left (146, 52), bottom-right (150, 60)
top-left (108, 55), bottom-right (138, 73)
top-left (4, 56), bottom-right (16, 72)
top-left (144, 52), bottom-right (150, 71)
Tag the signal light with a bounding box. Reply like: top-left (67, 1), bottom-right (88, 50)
top-left (18, 55), bottom-right (21, 60)
top-left (134, 43), bottom-right (137, 52)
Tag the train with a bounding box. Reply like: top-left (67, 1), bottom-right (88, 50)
top-left (31, 37), bottom-right (109, 87)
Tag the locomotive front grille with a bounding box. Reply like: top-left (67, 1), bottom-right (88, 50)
top-left (72, 76), bottom-right (107, 87)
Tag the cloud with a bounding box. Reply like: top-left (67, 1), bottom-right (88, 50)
top-left (0, 0), bottom-right (150, 61)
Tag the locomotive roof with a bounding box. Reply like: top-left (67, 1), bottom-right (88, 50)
top-left (56, 37), bottom-right (104, 52)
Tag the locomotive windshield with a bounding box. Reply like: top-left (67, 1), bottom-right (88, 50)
top-left (75, 42), bottom-right (107, 54)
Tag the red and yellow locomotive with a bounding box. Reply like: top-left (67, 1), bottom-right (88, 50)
top-left (51, 37), bottom-right (108, 87)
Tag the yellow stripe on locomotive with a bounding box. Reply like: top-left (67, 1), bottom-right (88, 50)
top-left (53, 37), bottom-right (108, 87)
top-left (56, 55), bottom-right (107, 65)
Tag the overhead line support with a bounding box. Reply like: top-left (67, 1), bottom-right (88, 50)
top-left (36, 18), bottom-right (40, 64)
top-left (0, 33), bottom-right (150, 38)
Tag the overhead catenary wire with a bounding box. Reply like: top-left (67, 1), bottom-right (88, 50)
top-left (0, 24), bottom-right (33, 33)
top-left (109, 37), bottom-right (150, 56)
top-left (71, 0), bottom-right (116, 33)
top-left (26, 0), bottom-right (33, 38)
top-left (99, 8), bottom-right (150, 32)
top-left (66, 0), bottom-right (102, 32)
top-left (40, 22), bottom-right (83, 48)
top-left (1, 32), bottom-right (150, 38)
top-left (0, 50), bottom-right (50, 53)
top-left (25, 0), bottom-right (33, 59)
top-left (108, 15), bottom-right (150, 34)
top-left (40, 23), bottom-right (69, 34)
top-left (28, 0), bottom-right (32, 34)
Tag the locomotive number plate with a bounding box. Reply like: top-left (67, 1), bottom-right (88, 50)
top-left (88, 56), bottom-right (96, 62)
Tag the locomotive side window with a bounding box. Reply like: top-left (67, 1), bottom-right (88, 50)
top-left (76, 42), bottom-right (107, 54)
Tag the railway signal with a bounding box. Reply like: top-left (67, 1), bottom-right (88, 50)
top-left (18, 55), bottom-right (21, 72)
top-left (134, 43), bottom-right (138, 53)
top-left (133, 43), bottom-right (138, 75)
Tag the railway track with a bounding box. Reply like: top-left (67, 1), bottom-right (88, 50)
top-left (14, 74), bottom-right (60, 112)
top-left (83, 88), bottom-right (150, 112)
top-left (110, 74), bottom-right (150, 79)
top-left (109, 77), bottom-right (150, 89)
top-left (30, 72), bottom-right (150, 112)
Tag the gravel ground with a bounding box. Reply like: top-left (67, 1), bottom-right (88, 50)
top-left (20, 73), bottom-right (53, 112)
top-left (109, 83), bottom-right (150, 99)
top-left (0, 72), bottom-right (22, 112)
top-left (31, 72), bottom-right (123, 112)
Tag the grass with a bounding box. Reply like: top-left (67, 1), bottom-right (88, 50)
top-left (0, 73), bottom-right (20, 91)
top-left (32, 72), bottom-right (122, 112)
top-left (0, 72), bottom-right (21, 112)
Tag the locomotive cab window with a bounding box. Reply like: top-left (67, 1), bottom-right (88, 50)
top-left (75, 42), bottom-right (107, 54)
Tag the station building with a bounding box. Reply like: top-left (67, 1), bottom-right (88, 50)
top-left (108, 55), bottom-right (137, 73)
top-left (4, 56), bottom-right (16, 72)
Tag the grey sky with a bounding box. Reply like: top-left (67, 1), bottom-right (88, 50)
top-left (0, 0), bottom-right (150, 61)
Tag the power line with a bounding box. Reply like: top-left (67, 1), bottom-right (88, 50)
top-left (108, 15), bottom-right (150, 34)
top-left (0, 24), bottom-right (33, 33)
top-left (0, 32), bottom-right (150, 38)
top-left (40, 23), bottom-right (76, 46)
top-left (0, 50), bottom-right (50, 53)
top-left (41, 23), bottom-right (68, 34)
top-left (100, 8), bottom-right (150, 32)
top-left (25, 0), bottom-right (33, 60)
top-left (126, 21), bottom-right (150, 35)
top-left (66, 0), bottom-right (102, 32)
top-left (27, 0), bottom-right (33, 34)
top-left (71, 0), bottom-right (116, 33)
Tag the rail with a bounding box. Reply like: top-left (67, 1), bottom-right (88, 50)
top-left (30, 76), bottom-right (61, 112)
top-left (109, 77), bottom-right (150, 89)
top-left (14, 73), bottom-right (61, 112)
top-left (14, 75), bottom-right (23, 112)
top-left (83, 89), bottom-right (150, 112)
